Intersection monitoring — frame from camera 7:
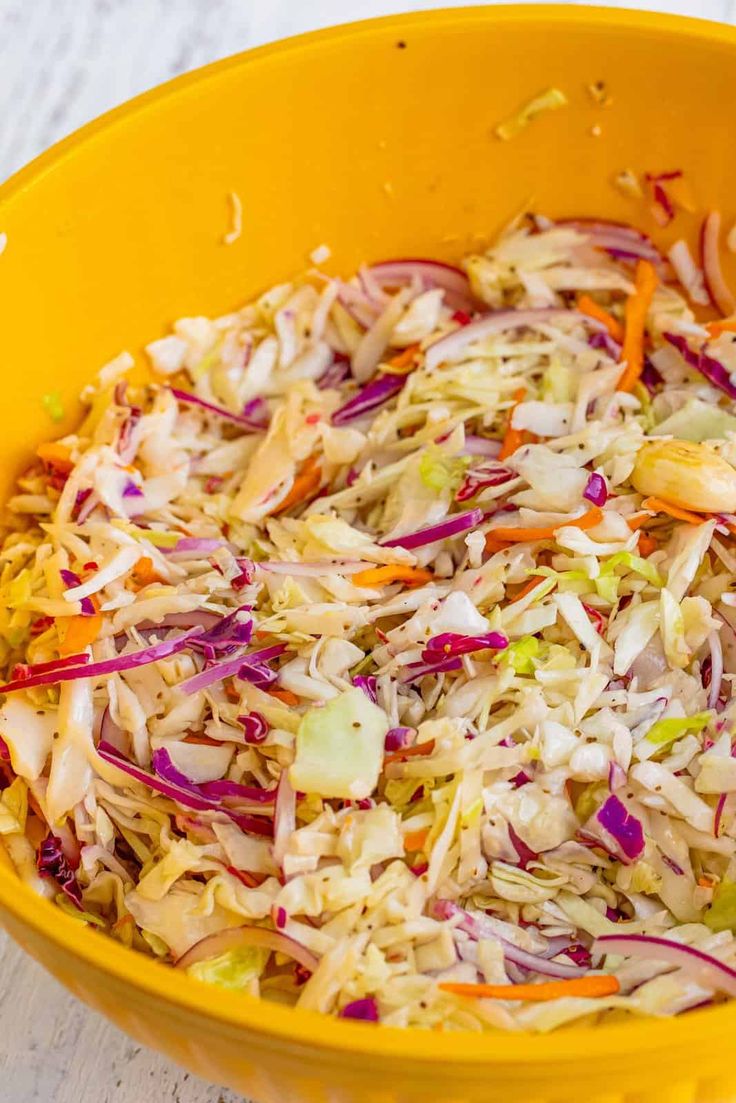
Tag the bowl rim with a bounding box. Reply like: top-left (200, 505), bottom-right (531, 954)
top-left (2, 1), bottom-right (736, 1066)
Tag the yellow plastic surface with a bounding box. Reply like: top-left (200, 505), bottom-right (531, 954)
top-left (1, 7), bottom-right (736, 1101)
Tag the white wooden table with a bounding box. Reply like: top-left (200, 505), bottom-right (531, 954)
top-left (1, 0), bottom-right (735, 1100)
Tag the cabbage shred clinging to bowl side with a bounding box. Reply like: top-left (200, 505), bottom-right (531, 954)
top-left (2, 215), bottom-right (736, 1031)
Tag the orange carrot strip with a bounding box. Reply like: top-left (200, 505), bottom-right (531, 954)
top-left (381, 343), bottom-right (422, 375)
top-left (498, 387), bottom-right (527, 460)
top-left (37, 442), bottom-right (74, 475)
top-left (636, 532), bottom-right (658, 557)
top-left (272, 456), bottom-right (322, 516)
top-left (403, 828), bottom-right (430, 852)
top-left (641, 497), bottom-right (706, 525)
top-left (577, 295), bottom-right (625, 342)
top-left (439, 975), bottom-right (620, 1001)
top-left (706, 319), bottom-right (736, 339)
top-left (267, 688), bottom-right (300, 706)
top-left (128, 556), bottom-right (164, 591)
top-left (617, 259), bottom-right (658, 392)
top-left (484, 535), bottom-right (512, 554)
top-left (626, 512), bottom-right (651, 532)
top-left (508, 574), bottom-right (546, 604)
top-left (183, 734), bottom-right (226, 747)
top-left (383, 739), bottom-right (436, 766)
top-left (486, 506), bottom-right (603, 546)
top-left (352, 565), bottom-right (434, 587)
top-left (59, 612), bottom-right (103, 656)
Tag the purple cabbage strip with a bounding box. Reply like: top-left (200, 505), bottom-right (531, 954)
top-left (399, 655), bottom-right (463, 683)
top-left (353, 675), bottom-right (378, 703)
top-left (331, 373), bottom-right (406, 426)
top-left (663, 332), bottom-right (736, 400)
top-left (99, 743), bottom-right (273, 836)
top-left (456, 465), bottom-right (516, 503)
top-left (37, 834), bottom-right (83, 910)
top-left (180, 643), bottom-right (287, 695)
top-left (152, 747), bottom-right (276, 804)
top-left (380, 508), bottom-right (484, 550)
top-left (238, 711), bottom-right (270, 744)
top-left (423, 631), bottom-right (508, 659)
top-left (170, 387), bottom-right (269, 431)
top-left (384, 726), bottom-right (414, 752)
top-left (594, 794), bottom-right (645, 861)
top-left (339, 997), bottom-right (379, 1022)
top-left (0, 628), bottom-right (204, 694)
top-left (583, 472), bottom-right (608, 507)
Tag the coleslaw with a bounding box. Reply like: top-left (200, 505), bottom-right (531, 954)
top-left (2, 211), bottom-right (736, 1031)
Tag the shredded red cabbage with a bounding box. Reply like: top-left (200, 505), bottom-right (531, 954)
top-left (594, 794), bottom-right (645, 861)
top-left (0, 628), bottom-right (203, 694)
top-left (339, 997), bottom-right (380, 1022)
top-left (37, 833), bottom-right (83, 909)
top-left (380, 508), bottom-right (484, 550)
top-left (583, 472), bottom-right (608, 507)
top-left (353, 675), bottom-right (378, 703)
top-left (663, 332), bottom-right (736, 400)
top-left (384, 727), bottom-right (414, 752)
top-left (423, 631), bottom-right (508, 659)
top-left (331, 373), bottom-right (406, 426)
top-left (170, 387), bottom-right (268, 432)
top-left (456, 464), bottom-right (516, 503)
top-left (180, 643), bottom-right (286, 695)
top-left (399, 655), bottom-right (463, 683)
top-left (238, 711), bottom-right (269, 744)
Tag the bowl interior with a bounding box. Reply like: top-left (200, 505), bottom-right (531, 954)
top-left (2, 5), bottom-right (736, 1097)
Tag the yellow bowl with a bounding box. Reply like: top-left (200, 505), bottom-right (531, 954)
top-left (2, 6), bottom-right (736, 1101)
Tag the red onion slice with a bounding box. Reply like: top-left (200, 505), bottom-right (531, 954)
top-left (595, 933), bottom-right (736, 997)
top-left (432, 900), bottom-right (586, 979)
top-left (367, 259), bottom-right (478, 312)
top-left (701, 211), bottom-right (736, 317)
top-left (175, 924), bottom-right (318, 972)
top-left (708, 630), bottom-right (724, 711)
top-left (424, 309), bottom-right (597, 372)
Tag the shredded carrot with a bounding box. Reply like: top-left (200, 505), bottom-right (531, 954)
top-left (617, 259), bottom-right (658, 392)
top-left (381, 343), bottom-right (421, 375)
top-left (439, 975), bottom-right (620, 1001)
top-left (384, 739), bottom-right (436, 766)
top-left (626, 512), bottom-right (651, 532)
top-left (128, 556), bottom-right (164, 591)
top-left (698, 876), bottom-right (716, 889)
top-left (485, 506), bottom-right (603, 546)
top-left (59, 611), bottom-right (102, 656)
top-left (352, 565), bottom-right (434, 587)
top-left (636, 532), bottom-right (658, 557)
top-left (641, 497), bottom-right (706, 525)
top-left (37, 442), bottom-right (74, 475)
top-left (267, 688), bottom-right (300, 706)
top-left (498, 387), bottom-right (527, 460)
top-left (403, 828), bottom-right (430, 852)
top-left (508, 574), bottom-right (546, 603)
top-left (182, 734), bottom-right (225, 747)
top-left (271, 456), bottom-right (322, 516)
top-left (484, 535), bottom-right (512, 554)
top-left (577, 294), bottom-right (625, 342)
top-left (706, 319), bottom-right (736, 339)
